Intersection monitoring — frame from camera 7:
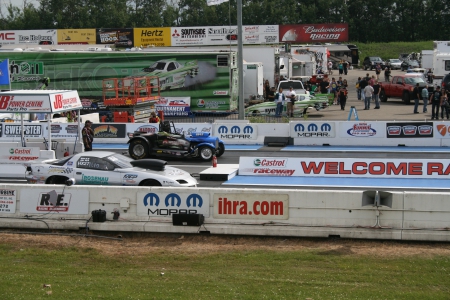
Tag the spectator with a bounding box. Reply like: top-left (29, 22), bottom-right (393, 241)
top-left (369, 75), bottom-right (376, 86)
top-left (343, 60), bottom-right (348, 75)
top-left (274, 87), bottom-right (286, 117)
top-left (356, 77), bottom-right (362, 101)
top-left (427, 69), bottom-right (433, 84)
top-left (413, 83), bottom-right (420, 114)
top-left (319, 78), bottom-right (329, 94)
top-left (267, 86), bottom-right (275, 102)
top-left (82, 120), bottom-right (94, 151)
top-left (327, 61), bottom-right (333, 75)
top-left (430, 86), bottom-right (442, 120)
top-left (375, 63), bottom-right (381, 80)
top-left (286, 86), bottom-right (296, 117)
top-left (338, 60), bottom-right (343, 75)
top-left (384, 67), bottom-right (391, 82)
top-left (363, 84), bottom-right (374, 110)
top-left (149, 111), bottom-right (160, 123)
top-left (264, 80), bottom-right (270, 101)
top-left (330, 77), bottom-right (338, 105)
top-left (372, 80), bottom-right (381, 109)
top-left (440, 90), bottom-right (449, 120)
top-left (339, 85), bottom-right (348, 110)
top-left (422, 84), bottom-right (429, 113)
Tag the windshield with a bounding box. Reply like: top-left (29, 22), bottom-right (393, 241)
top-left (105, 153), bottom-right (134, 168)
top-left (404, 77), bottom-right (425, 84)
top-left (390, 59), bottom-right (401, 63)
top-left (279, 82), bottom-right (305, 90)
top-left (371, 57), bottom-right (382, 61)
top-left (149, 62), bottom-right (166, 70)
top-left (49, 155), bottom-right (74, 166)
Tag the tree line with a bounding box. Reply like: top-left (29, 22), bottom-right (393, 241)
top-left (2, 0), bottom-right (449, 43)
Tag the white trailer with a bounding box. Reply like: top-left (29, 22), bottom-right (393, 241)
top-left (243, 62), bottom-right (264, 101)
top-left (421, 50), bottom-right (433, 70)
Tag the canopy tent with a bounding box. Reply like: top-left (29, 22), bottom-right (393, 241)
top-left (0, 90), bottom-right (82, 149)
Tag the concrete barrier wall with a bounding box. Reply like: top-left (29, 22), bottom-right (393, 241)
top-left (1, 121), bottom-right (450, 146)
top-left (1, 184), bottom-right (449, 241)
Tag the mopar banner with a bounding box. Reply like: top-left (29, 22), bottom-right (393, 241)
top-left (0, 51), bottom-right (236, 112)
top-left (134, 28), bottom-right (172, 47)
top-left (92, 124), bottom-right (126, 138)
top-left (137, 191), bottom-right (210, 217)
top-left (279, 24), bottom-right (348, 43)
top-left (290, 122), bottom-right (336, 138)
top-left (57, 29), bottom-right (96, 45)
top-left (0, 29), bottom-right (57, 45)
top-left (171, 25), bottom-right (279, 46)
top-left (386, 122), bottom-right (433, 138)
top-left (96, 28), bottom-right (134, 47)
top-left (214, 123), bottom-right (257, 140)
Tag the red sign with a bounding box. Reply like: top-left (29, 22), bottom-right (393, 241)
top-left (279, 23), bottom-right (348, 43)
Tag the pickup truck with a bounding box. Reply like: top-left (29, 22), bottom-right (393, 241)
top-left (379, 75), bottom-right (427, 104)
top-left (277, 80), bottom-right (309, 99)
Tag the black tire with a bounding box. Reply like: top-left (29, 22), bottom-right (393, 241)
top-left (198, 146), bottom-right (214, 161)
top-left (129, 139), bottom-right (150, 160)
top-left (402, 91), bottom-right (411, 105)
top-left (251, 110), bottom-right (260, 117)
top-left (364, 65), bottom-right (368, 70)
top-left (216, 143), bottom-right (225, 157)
top-left (140, 179), bottom-right (162, 186)
top-left (46, 176), bottom-right (68, 185)
top-left (380, 90), bottom-right (388, 102)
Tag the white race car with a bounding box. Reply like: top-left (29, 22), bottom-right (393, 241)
top-left (25, 151), bottom-right (197, 187)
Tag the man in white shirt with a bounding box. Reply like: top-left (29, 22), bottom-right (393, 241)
top-left (363, 84), bottom-right (374, 110)
top-left (327, 61), bottom-right (333, 75)
top-left (286, 86), bottom-right (296, 117)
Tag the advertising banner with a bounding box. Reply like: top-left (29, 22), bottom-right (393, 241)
top-left (134, 28), bottom-right (172, 47)
top-left (0, 189), bottom-right (17, 214)
top-left (0, 29), bottom-right (57, 45)
top-left (386, 122), bottom-right (433, 138)
top-left (339, 121), bottom-right (386, 138)
top-left (0, 91), bottom-right (82, 113)
top-left (171, 25), bottom-right (279, 46)
top-left (137, 191), bottom-right (210, 217)
top-left (2, 124), bottom-right (43, 138)
top-left (239, 157), bottom-right (450, 179)
top-left (435, 124), bottom-right (450, 139)
top-left (57, 29), bottom-right (96, 45)
top-left (0, 146), bottom-right (40, 162)
top-left (92, 124), bottom-right (126, 138)
top-left (279, 23), bottom-right (348, 43)
top-left (155, 97), bottom-right (191, 117)
top-left (20, 188), bottom-right (89, 214)
top-left (213, 193), bottom-right (289, 220)
top-left (96, 28), bottom-right (134, 47)
top-left (214, 123), bottom-right (257, 140)
top-left (48, 123), bottom-right (79, 139)
top-left (290, 121), bottom-right (335, 138)
top-left (0, 51), bottom-right (235, 112)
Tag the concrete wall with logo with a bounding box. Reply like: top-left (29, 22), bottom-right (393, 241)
top-left (1, 184), bottom-right (449, 241)
top-left (1, 121), bottom-right (450, 147)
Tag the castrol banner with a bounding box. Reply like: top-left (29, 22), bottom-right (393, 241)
top-left (0, 146), bottom-right (40, 162)
top-left (239, 157), bottom-right (450, 179)
top-left (279, 23), bottom-right (348, 43)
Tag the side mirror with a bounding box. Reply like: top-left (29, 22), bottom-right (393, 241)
top-left (26, 166), bottom-right (32, 172)
top-left (65, 178), bottom-right (76, 186)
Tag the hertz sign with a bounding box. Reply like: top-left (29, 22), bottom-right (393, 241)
top-left (290, 122), bottom-right (335, 138)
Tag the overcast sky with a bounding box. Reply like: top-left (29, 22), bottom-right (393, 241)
top-left (1, 0), bottom-right (39, 9)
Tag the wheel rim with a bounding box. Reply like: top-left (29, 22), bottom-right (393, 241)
top-left (200, 147), bottom-right (213, 160)
top-left (133, 144), bottom-right (145, 157)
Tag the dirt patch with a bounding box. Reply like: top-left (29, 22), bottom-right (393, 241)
top-left (1, 232), bottom-right (449, 258)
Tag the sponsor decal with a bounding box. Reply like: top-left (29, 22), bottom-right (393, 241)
top-left (81, 174), bottom-right (109, 185)
top-left (216, 124), bottom-right (256, 139)
top-left (347, 123), bottom-right (376, 137)
top-left (214, 193), bottom-right (289, 220)
top-left (65, 125), bottom-right (79, 134)
top-left (386, 122), bottom-right (433, 138)
top-left (48, 166), bottom-right (73, 174)
top-left (292, 122), bottom-right (334, 138)
top-left (36, 190), bottom-right (71, 212)
top-left (213, 90), bottom-right (228, 95)
top-left (92, 124), bottom-right (126, 138)
top-left (0, 189), bottom-right (16, 213)
top-left (138, 192), bottom-right (209, 217)
top-left (137, 124), bottom-right (158, 133)
top-left (254, 158), bottom-right (287, 167)
top-left (3, 124), bottom-right (42, 137)
top-left (50, 124), bottom-right (62, 133)
top-left (437, 124), bottom-right (450, 137)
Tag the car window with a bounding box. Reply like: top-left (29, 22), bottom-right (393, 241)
top-left (105, 154), bottom-right (134, 169)
top-left (49, 155), bottom-right (74, 166)
top-left (445, 60), bottom-right (450, 71)
top-left (279, 82), bottom-right (304, 90)
top-left (167, 62), bottom-right (176, 71)
top-left (405, 77), bottom-right (425, 84)
top-left (396, 77), bottom-right (403, 84)
top-left (77, 156), bottom-right (115, 171)
top-left (151, 62), bottom-right (166, 70)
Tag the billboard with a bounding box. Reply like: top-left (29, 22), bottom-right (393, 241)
top-left (279, 23), bottom-right (349, 43)
top-left (96, 28), bottom-right (134, 47)
top-left (57, 29), bottom-right (96, 45)
top-left (0, 30), bottom-right (57, 45)
top-left (134, 28), bottom-right (172, 47)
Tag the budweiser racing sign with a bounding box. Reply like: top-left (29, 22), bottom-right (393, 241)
top-left (279, 23), bottom-right (348, 43)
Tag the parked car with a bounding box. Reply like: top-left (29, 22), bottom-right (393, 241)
top-left (387, 59), bottom-right (402, 70)
top-left (128, 121), bottom-right (224, 161)
top-left (379, 75), bottom-right (427, 104)
top-left (401, 60), bottom-right (420, 71)
top-left (25, 151), bottom-right (198, 187)
top-left (363, 56), bottom-right (385, 70)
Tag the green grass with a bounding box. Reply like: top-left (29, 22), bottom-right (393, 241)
top-left (356, 41), bottom-right (434, 65)
top-left (0, 241), bottom-right (449, 299)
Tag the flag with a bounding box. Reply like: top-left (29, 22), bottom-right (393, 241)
top-left (207, 0), bottom-right (229, 6)
top-left (0, 59), bottom-right (10, 85)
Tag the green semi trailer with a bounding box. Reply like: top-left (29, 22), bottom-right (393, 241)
top-left (0, 48), bottom-right (239, 113)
